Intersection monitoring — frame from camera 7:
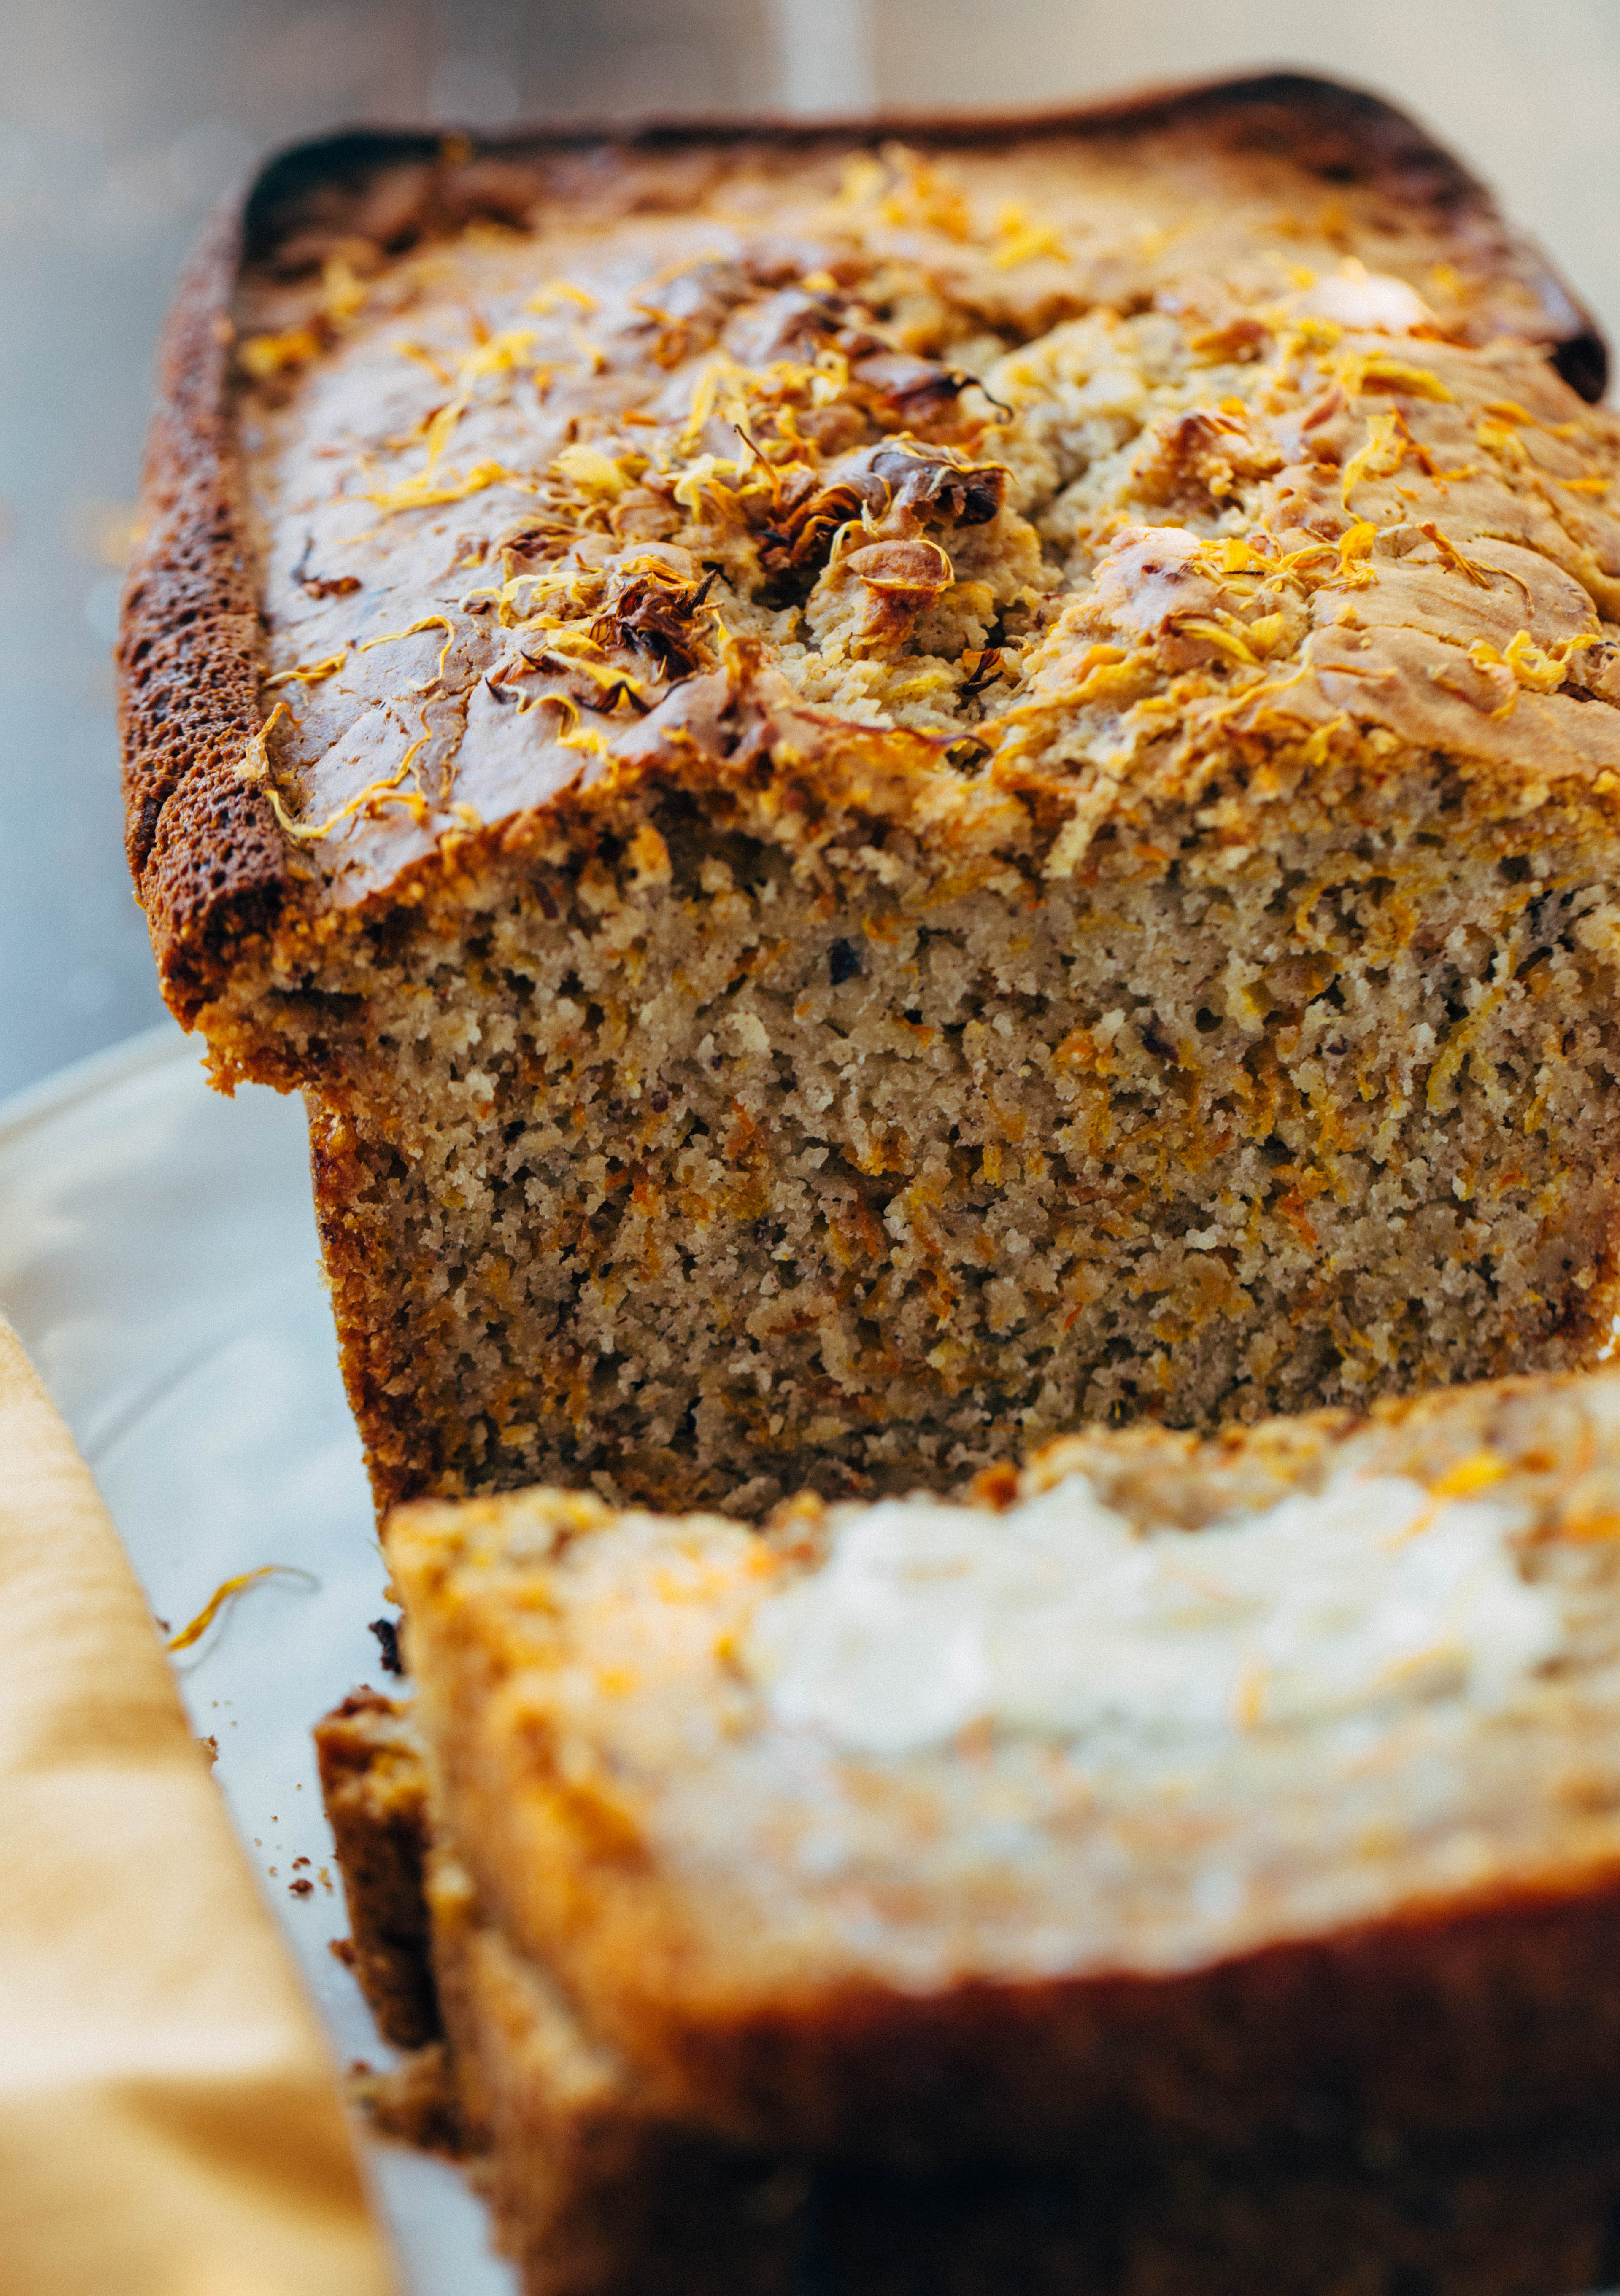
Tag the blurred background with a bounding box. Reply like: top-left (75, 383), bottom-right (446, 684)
top-left (5, 0), bottom-right (1620, 1097)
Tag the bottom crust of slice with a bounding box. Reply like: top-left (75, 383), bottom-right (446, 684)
top-left (320, 1692), bottom-right (1620, 2296)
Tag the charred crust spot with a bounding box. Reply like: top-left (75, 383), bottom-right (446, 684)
top-left (369, 1616), bottom-right (405, 1675)
top-left (753, 443), bottom-right (1005, 607)
top-left (590, 564), bottom-right (719, 679)
top-left (1553, 331), bottom-right (1609, 406)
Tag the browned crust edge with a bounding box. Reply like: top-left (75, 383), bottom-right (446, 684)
top-left (314, 1687), bottom-right (441, 2049)
top-left (119, 68), bottom-right (1609, 1031)
top-left (119, 205), bottom-right (297, 1029)
top-left (323, 1665), bottom-right (1620, 2164)
top-left (669, 1865), bottom-right (1620, 2163)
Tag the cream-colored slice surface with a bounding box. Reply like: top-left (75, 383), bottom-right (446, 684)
top-left (744, 1469), bottom-right (1558, 1756)
top-left (392, 1371), bottom-right (1620, 2024)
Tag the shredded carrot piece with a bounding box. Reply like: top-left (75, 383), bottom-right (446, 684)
top-left (236, 699), bottom-right (292, 783)
top-left (238, 326), bottom-right (322, 379)
top-left (991, 201), bottom-right (1067, 269)
top-left (273, 732), bottom-right (432, 844)
top-left (1339, 409), bottom-right (1472, 509)
top-left (875, 147), bottom-right (971, 241)
top-left (1334, 350), bottom-right (1452, 402)
top-left (1301, 713), bottom-right (1350, 767)
top-left (1417, 521), bottom-right (1494, 586)
top-left (521, 690), bottom-right (612, 758)
top-left (1200, 536), bottom-right (1278, 578)
top-left (165, 1564), bottom-right (316, 1653)
top-left (394, 339), bottom-right (454, 385)
top-left (1430, 1451), bottom-right (1507, 1500)
top-left (364, 325), bottom-right (544, 514)
top-left (1207, 659), bottom-right (1312, 730)
top-left (554, 442), bottom-right (632, 498)
top-left (364, 458), bottom-right (531, 515)
top-left (1467, 628), bottom-right (1604, 715)
top-left (1342, 422), bottom-right (1406, 516)
top-left (1174, 615), bottom-right (1261, 666)
top-left (321, 254), bottom-right (367, 328)
top-left (526, 279), bottom-right (599, 315)
top-left (833, 154), bottom-right (886, 212)
top-left (672, 452), bottom-right (745, 518)
top-left (354, 615), bottom-right (456, 690)
top-left (264, 649), bottom-right (347, 690)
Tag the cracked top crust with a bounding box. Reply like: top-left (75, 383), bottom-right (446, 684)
top-left (119, 73), bottom-right (1614, 1026)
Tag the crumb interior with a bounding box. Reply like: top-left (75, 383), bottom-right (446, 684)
top-left (210, 135), bottom-right (1620, 1509)
top-left (234, 770), bottom-right (1620, 1512)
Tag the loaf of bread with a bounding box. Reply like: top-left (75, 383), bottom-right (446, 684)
top-left (122, 76), bottom-right (1620, 1516)
top-left (323, 1366), bottom-right (1620, 2292)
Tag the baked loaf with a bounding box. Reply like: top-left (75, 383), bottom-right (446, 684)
top-left (324, 1366), bottom-right (1620, 2293)
top-left (122, 77), bottom-right (1620, 1514)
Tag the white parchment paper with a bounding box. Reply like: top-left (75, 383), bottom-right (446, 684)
top-left (0, 1023), bottom-right (515, 2296)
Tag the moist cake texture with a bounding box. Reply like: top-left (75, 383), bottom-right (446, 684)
top-left (333, 1368), bottom-right (1620, 2292)
top-left (122, 80), bottom-right (1620, 1513)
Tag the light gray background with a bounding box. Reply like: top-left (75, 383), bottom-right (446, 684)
top-left (5, 0), bottom-right (1619, 1097)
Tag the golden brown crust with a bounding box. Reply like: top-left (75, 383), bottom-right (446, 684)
top-left (368, 1896), bottom-right (1620, 2296)
top-left (120, 73), bottom-right (1605, 1026)
top-left (432, 1884), bottom-right (802, 2296)
top-left (119, 210), bottom-right (296, 1025)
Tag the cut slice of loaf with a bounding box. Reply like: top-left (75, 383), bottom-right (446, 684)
top-left (322, 1367), bottom-right (1620, 2291)
top-left (324, 1782), bottom-right (1620, 2296)
top-left (383, 1367), bottom-right (1620, 2164)
top-left (123, 81), bottom-right (1620, 1516)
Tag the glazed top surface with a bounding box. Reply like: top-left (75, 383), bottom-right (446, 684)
top-left (224, 111), bottom-right (1620, 922)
